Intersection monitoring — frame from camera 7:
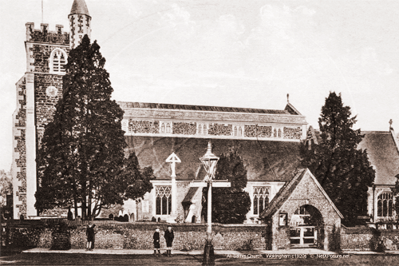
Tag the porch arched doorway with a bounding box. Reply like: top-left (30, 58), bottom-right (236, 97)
top-left (129, 213), bottom-right (135, 222)
top-left (290, 205), bottom-right (324, 248)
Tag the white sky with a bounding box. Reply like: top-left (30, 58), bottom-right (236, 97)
top-left (1, 0), bottom-right (399, 171)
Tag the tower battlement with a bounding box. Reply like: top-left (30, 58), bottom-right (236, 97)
top-left (25, 22), bottom-right (69, 45)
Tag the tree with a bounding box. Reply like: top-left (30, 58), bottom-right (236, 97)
top-left (301, 92), bottom-right (375, 226)
top-left (0, 170), bottom-right (12, 207)
top-left (35, 35), bottom-right (154, 220)
top-left (202, 148), bottom-right (251, 224)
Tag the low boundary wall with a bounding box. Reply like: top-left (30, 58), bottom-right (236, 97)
top-left (340, 226), bottom-right (399, 251)
top-left (4, 220), bottom-right (266, 251)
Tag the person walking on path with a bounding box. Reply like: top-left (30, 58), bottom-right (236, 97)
top-left (153, 227), bottom-right (161, 256)
top-left (86, 224), bottom-right (95, 251)
top-left (164, 225), bottom-right (174, 257)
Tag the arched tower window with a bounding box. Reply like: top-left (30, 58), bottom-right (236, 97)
top-left (377, 192), bottom-right (393, 217)
top-left (49, 48), bottom-right (67, 74)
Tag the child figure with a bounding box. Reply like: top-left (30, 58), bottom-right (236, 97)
top-left (153, 227), bottom-right (161, 256)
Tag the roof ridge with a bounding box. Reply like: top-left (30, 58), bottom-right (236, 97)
top-left (117, 101), bottom-right (290, 115)
top-left (284, 102), bottom-right (302, 115)
top-left (361, 131), bottom-right (390, 134)
top-left (390, 130), bottom-right (399, 156)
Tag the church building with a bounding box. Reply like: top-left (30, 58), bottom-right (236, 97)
top-left (11, 0), bottom-right (343, 250)
top-left (360, 127), bottom-right (399, 225)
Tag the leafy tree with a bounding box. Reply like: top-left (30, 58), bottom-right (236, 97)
top-left (202, 148), bottom-right (251, 224)
top-left (0, 170), bottom-right (12, 207)
top-left (301, 92), bottom-right (375, 226)
top-left (35, 35), bottom-right (154, 220)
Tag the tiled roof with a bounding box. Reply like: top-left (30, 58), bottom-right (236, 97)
top-left (182, 187), bottom-right (199, 204)
top-left (285, 103), bottom-right (302, 115)
top-left (118, 102), bottom-right (290, 115)
top-left (305, 128), bottom-right (399, 185)
top-left (260, 169), bottom-right (306, 219)
top-left (358, 131), bottom-right (399, 185)
top-left (70, 0), bottom-right (90, 16)
top-left (125, 136), bottom-right (301, 181)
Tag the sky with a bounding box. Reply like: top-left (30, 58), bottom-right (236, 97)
top-left (1, 0), bottom-right (399, 171)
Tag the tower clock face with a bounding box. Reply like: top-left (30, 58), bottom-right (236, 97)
top-left (46, 86), bottom-right (58, 97)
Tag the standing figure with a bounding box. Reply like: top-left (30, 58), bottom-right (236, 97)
top-left (164, 225), bottom-right (174, 257)
top-left (153, 227), bottom-right (161, 256)
top-left (67, 207), bottom-right (73, 220)
top-left (86, 224), bottom-right (95, 251)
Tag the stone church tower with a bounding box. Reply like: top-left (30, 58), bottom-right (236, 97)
top-left (69, 0), bottom-right (91, 49)
top-left (11, 0), bottom-right (91, 219)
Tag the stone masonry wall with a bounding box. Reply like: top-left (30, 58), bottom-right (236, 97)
top-left (283, 173), bottom-right (341, 227)
top-left (14, 79), bottom-right (27, 218)
top-left (35, 74), bottom-right (63, 147)
top-left (126, 118), bottom-right (303, 140)
top-left (30, 44), bottom-right (69, 73)
top-left (7, 221), bottom-right (265, 250)
top-left (340, 227), bottom-right (377, 251)
top-left (340, 227), bottom-right (399, 251)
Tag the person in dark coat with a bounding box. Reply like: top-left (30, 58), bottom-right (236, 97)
top-left (164, 225), bottom-right (174, 257)
top-left (153, 228), bottom-right (161, 256)
top-left (67, 207), bottom-right (73, 220)
top-left (86, 224), bottom-right (95, 251)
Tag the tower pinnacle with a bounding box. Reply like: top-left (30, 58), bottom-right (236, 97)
top-left (70, 0), bottom-right (90, 16)
top-left (69, 0), bottom-right (91, 49)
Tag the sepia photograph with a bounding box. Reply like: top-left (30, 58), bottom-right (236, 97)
top-left (1, 0), bottom-right (399, 265)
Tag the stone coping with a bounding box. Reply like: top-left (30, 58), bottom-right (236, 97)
top-left (23, 248), bottom-right (338, 255)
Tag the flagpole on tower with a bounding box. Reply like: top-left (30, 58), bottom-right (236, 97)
top-left (41, 0), bottom-right (43, 23)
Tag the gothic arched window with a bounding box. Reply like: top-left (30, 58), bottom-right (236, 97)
top-left (49, 48), bottom-right (67, 74)
top-left (238, 126), bottom-right (242, 137)
top-left (377, 192), bottom-right (393, 217)
top-left (155, 186), bottom-right (172, 215)
top-left (253, 187), bottom-right (269, 215)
